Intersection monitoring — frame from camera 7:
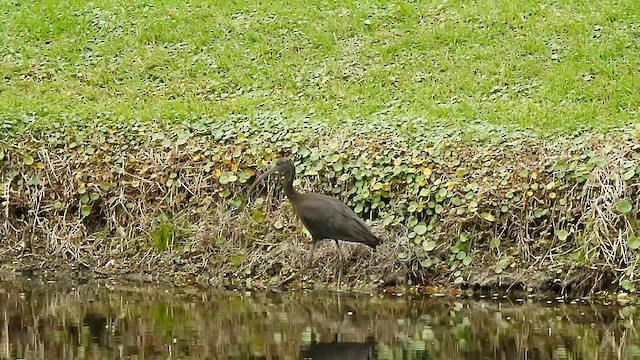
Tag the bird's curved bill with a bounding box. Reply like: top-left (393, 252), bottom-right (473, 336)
top-left (247, 165), bottom-right (280, 200)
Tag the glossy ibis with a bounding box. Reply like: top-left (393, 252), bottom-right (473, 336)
top-left (248, 157), bottom-right (380, 287)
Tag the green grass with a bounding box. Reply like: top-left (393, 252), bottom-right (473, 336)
top-left (1, 0), bottom-right (639, 130)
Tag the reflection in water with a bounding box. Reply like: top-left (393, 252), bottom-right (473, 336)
top-left (0, 278), bottom-right (638, 359)
top-left (301, 336), bottom-right (376, 359)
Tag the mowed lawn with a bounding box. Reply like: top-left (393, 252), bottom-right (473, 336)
top-left (1, 0), bottom-right (639, 131)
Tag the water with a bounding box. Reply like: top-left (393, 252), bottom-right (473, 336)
top-left (0, 278), bottom-right (638, 360)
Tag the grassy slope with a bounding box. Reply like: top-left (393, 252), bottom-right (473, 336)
top-left (1, 0), bottom-right (639, 131)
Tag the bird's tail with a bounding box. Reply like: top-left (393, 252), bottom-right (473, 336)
top-left (348, 214), bottom-right (382, 248)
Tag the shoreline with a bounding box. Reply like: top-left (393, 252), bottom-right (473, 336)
top-left (2, 119), bottom-right (640, 297)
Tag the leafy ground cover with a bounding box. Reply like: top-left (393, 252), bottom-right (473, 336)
top-left (1, 0), bottom-right (640, 295)
top-left (2, 116), bottom-right (640, 295)
top-left (1, 0), bottom-right (639, 130)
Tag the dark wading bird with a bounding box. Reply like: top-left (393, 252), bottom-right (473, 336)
top-left (248, 157), bottom-right (381, 288)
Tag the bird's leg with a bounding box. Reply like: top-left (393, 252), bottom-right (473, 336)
top-left (278, 240), bottom-right (317, 287)
top-left (303, 240), bottom-right (318, 273)
top-left (335, 239), bottom-right (344, 291)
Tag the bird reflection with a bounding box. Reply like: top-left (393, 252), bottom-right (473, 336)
top-left (300, 336), bottom-right (376, 360)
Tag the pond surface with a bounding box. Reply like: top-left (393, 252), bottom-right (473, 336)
top-left (0, 278), bottom-right (638, 360)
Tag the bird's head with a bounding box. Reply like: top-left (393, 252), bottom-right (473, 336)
top-left (247, 157), bottom-right (295, 198)
top-left (272, 157), bottom-right (295, 175)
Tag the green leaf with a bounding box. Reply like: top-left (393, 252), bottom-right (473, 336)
top-left (408, 202), bottom-right (420, 213)
top-left (454, 276), bottom-right (464, 284)
top-left (23, 154), bottom-right (34, 166)
top-left (414, 223), bottom-right (427, 235)
top-left (230, 254), bottom-right (245, 268)
top-left (480, 212), bottom-right (496, 222)
top-left (555, 229), bottom-right (569, 241)
top-left (462, 256), bottom-right (472, 266)
top-left (251, 210), bottom-right (265, 221)
top-left (218, 171), bottom-right (238, 185)
top-left (459, 233), bottom-right (468, 242)
top-left (26, 176), bottom-right (39, 186)
top-left (152, 222), bottom-right (172, 251)
top-left (616, 200), bottom-right (633, 214)
top-left (423, 240), bottom-right (436, 252)
top-left (420, 259), bottom-right (433, 268)
top-left (490, 238), bottom-right (500, 249)
top-left (628, 236), bottom-right (640, 250)
top-left (621, 279), bottom-right (634, 291)
top-left (590, 156), bottom-right (606, 167)
top-left (273, 220), bottom-right (284, 229)
top-left (498, 258), bottom-right (509, 268)
top-left (623, 169), bottom-right (636, 180)
top-left (80, 205), bottom-right (91, 217)
top-left (456, 251), bottom-right (466, 260)
top-left (176, 133), bottom-right (191, 145)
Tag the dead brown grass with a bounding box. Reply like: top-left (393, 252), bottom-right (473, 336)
top-left (2, 126), bottom-right (640, 295)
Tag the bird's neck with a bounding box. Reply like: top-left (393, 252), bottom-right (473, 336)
top-left (283, 175), bottom-right (299, 200)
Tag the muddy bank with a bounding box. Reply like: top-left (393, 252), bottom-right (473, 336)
top-left (2, 118), bottom-right (640, 295)
top-left (0, 233), bottom-right (618, 298)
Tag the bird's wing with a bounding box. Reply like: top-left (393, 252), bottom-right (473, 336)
top-left (334, 208), bottom-right (381, 247)
top-left (297, 194), bottom-right (380, 247)
top-left (296, 200), bottom-right (332, 240)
